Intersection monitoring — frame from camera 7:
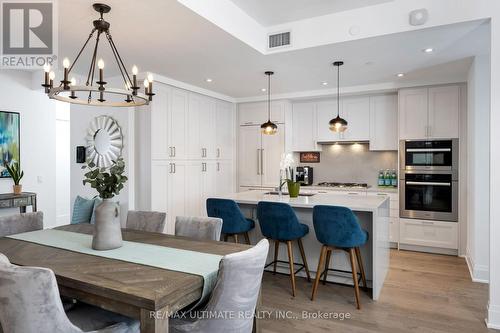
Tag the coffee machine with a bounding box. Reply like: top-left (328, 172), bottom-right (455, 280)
top-left (295, 166), bottom-right (313, 186)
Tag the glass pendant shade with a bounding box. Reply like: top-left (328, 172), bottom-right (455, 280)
top-left (329, 115), bottom-right (348, 132)
top-left (261, 120), bottom-right (278, 135)
top-left (261, 71), bottom-right (278, 135)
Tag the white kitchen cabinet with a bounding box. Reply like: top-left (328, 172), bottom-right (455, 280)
top-left (216, 160), bottom-right (234, 196)
top-left (428, 86), bottom-right (460, 138)
top-left (238, 101), bottom-right (286, 126)
top-left (389, 217), bottom-right (399, 243)
top-left (316, 100), bottom-right (339, 142)
top-left (399, 88), bottom-right (428, 139)
top-left (238, 124), bottom-right (285, 188)
top-left (261, 125), bottom-right (285, 187)
top-left (186, 93), bottom-right (203, 159)
top-left (290, 102), bottom-right (321, 152)
top-left (399, 85), bottom-right (460, 140)
top-left (151, 86), bottom-right (188, 160)
top-left (215, 101), bottom-right (234, 160)
top-left (199, 97), bottom-right (216, 159)
top-left (369, 95), bottom-right (398, 151)
top-left (151, 160), bottom-right (187, 234)
top-left (341, 96), bottom-right (370, 141)
top-left (399, 218), bottom-right (458, 249)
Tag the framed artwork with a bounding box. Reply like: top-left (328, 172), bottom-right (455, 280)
top-left (300, 152), bottom-right (320, 163)
top-left (0, 111), bottom-right (20, 178)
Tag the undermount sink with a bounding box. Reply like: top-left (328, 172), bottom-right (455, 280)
top-left (264, 191), bottom-right (316, 197)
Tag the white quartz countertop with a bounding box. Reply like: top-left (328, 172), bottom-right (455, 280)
top-left (215, 190), bottom-right (389, 212)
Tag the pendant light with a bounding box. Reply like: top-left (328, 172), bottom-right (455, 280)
top-left (329, 61), bottom-right (348, 132)
top-left (261, 71), bottom-right (278, 135)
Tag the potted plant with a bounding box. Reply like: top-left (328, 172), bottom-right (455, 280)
top-left (5, 162), bottom-right (24, 195)
top-left (82, 157), bottom-right (127, 250)
top-left (279, 153), bottom-right (301, 198)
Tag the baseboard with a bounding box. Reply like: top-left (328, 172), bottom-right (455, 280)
top-left (487, 303), bottom-right (500, 329)
top-left (399, 243), bottom-right (458, 256)
top-left (465, 250), bottom-right (489, 283)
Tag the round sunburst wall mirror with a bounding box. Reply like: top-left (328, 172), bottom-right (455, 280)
top-left (85, 115), bottom-right (123, 168)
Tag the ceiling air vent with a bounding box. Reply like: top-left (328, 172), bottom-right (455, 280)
top-left (268, 31), bottom-right (291, 49)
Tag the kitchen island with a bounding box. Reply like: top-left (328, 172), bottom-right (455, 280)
top-left (214, 190), bottom-right (390, 300)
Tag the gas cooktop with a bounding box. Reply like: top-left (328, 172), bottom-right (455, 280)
top-left (316, 182), bottom-right (369, 189)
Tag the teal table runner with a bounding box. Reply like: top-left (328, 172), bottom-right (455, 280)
top-left (7, 229), bottom-right (223, 307)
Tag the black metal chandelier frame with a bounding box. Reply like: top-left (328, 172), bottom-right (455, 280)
top-left (42, 3), bottom-right (154, 107)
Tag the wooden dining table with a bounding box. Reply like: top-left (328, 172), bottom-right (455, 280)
top-left (0, 224), bottom-right (254, 333)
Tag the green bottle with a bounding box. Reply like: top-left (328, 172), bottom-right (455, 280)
top-left (384, 169), bottom-right (391, 186)
top-left (378, 170), bottom-right (385, 186)
top-left (391, 169), bottom-right (398, 187)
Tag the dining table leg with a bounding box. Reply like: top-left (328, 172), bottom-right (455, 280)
top-left (141, 307), bottom-right (169, 333)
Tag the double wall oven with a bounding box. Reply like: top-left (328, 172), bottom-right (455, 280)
top-left (399, 139), bottom-right (458, 222)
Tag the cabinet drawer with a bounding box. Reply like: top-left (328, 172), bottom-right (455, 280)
top-left (389, 217), bottom-right (399, 243)
top-left (13, 197), bottom-right (31, 207)
top-left (399, 218), bottom-right (458, 249)
top-left (0, 199), bottom-right (12, 208)
top-left (368, 191), bottom-right (398, 201)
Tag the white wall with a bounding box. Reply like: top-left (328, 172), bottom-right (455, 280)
top-left (69, 105), bottom-right (134, 226)
top-left (466, 55), bottom-right (491, 282)
top-left (55, 102), bottom-right (71, 226)
top-left (0, 70), bottom-right (58, 226)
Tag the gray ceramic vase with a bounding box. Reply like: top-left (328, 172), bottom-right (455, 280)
top-left (92, 199), bottom-right (123, 250)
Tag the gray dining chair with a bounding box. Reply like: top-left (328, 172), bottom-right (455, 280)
top-left (126, 210), bottom-right (166, 233)
top-left (0, 253), bottom-right (139, 333)
top-left (170, 238), bottom-right (269, 333)
top-left (175, 216), bottom-right (223, 241)
top-left (0, 212), bottom-right (43, 237)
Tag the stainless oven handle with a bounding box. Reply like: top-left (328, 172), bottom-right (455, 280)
top-left (406, 148), bottom-right (451, 152)
top-left (405, 181), bottom-right (451, 186)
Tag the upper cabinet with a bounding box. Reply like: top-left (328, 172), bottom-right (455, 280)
top-left (290, 102), bottom-right (320, 152)
top-left (239, 101), bottom-right (286, 126)
top-left (369, 94), bottom-right (398, 151)
top-left (399, 85), bottom-right (460, 139)
top-left (341, 96), bottom-right (370, 141)
top-left (215, 101), bottom-right (235, 160)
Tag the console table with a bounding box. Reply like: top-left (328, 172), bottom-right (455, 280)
top-left (0, 192), bottom-right (37, 213)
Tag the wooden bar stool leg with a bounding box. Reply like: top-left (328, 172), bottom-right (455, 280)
top-left (244, 232), bottom-right (251, 245)
top-left (234, 234), bottom-right (239, 244)
top-left (349, 248), bottom-right (361, 310)
top-left (323, 249), bottom-right (332, 285)
top-left (273, 240), bottom-right (280, 274)
top-left (297, 238), bottom-right (311, 282)
top-left (355, 247), bottom-right (367, 288)
top-left (286, 240), bottom-right (296, 297)
top-left (311, 245), bottom-right (327, 301)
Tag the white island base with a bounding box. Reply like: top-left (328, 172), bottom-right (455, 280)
top-left (215, 190), bottom-right (391, 300)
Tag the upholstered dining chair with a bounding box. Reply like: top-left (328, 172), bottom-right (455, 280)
top-left (170, 239), bottom-right (269, 333)
top-left (206, 198), bottom-right (255, 244)
top-left (126, 210), bottom-right (166, 233)
top-left (175, 216), bottom-right (223, 241)
top-left (0, 253), bottom-right (139, 333)
top-left (311, 205), bottom-right (368, 309)
top-left (0, 212), bottom-right (43, 237)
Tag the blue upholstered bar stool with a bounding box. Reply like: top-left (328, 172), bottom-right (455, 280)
top-left (311, 205), bottom-right (368, 309)
top-left (206, 198), bottom-right (255, 244)
top-left (257, 201), bottom-right (311, 297)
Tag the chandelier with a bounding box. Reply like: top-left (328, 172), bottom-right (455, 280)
top-left (42, 3), bottom-right (154, 107)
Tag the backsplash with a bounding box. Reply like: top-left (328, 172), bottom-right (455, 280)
top-left (297, 143), bottom-right (398, 187)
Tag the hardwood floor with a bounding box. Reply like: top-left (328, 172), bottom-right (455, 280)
top-left (259, 249), bottom-right (494, 333)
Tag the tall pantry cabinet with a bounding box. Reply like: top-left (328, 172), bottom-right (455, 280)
top-left (149, 83), bottom-right (236, 234)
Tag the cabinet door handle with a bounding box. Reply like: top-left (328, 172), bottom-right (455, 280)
top-left (257, 149), bottom-right (261, 175)
top-left (217, 162), bottom-right (220, 172)
top-left (217, 148), bottom-right (221, 158)
top-left (169, 147), bottom-right (172, 157)
top-left (173, 163), bottom-right (176, 174)
top-left (260, 149), bottom-right (264, 175)
top-left (169, 163), bottom-right (172, 173)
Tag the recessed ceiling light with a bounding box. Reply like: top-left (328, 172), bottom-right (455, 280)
top-left (397, 73), bottom-right (405, 77)
top-left (261, 88), bottom-right (267, 92)
top-left (322, 81), bottom-right (328, 86)
top-left (205, 78), bottom-right (213, 82)
top-left (423, 48), bottom-right (434, 53)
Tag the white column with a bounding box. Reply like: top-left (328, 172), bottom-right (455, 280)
top-left (488, 12), bottom-right (500, 330)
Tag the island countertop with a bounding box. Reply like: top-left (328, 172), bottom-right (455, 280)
top-left (214, 190), bottom-right (390, 212)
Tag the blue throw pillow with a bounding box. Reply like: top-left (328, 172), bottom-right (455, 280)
top-left (90, 198), bottom-right (103, 224)
top-left (71, 196), bottom-right (95, 224)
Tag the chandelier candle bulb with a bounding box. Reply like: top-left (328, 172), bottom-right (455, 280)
top-left (49, 71), bottom-right (55, 88)
top-left (42, 64), bottom-right (51, 92)
top-left (144, 78), bottom-right (149, 95)
top-left (69, 78), bottom-right (77, 99)
top-left (132, 65), bottom-right (138, 95)
top-left (97, 59), bottom-right (106, 91)
top-left (62, 58), bottom-right (70, 90)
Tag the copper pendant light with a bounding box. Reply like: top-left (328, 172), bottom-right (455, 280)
top-left (261, 71), bottom-right (278, 135)
top-left (329, 61), bottom-right (348, 132)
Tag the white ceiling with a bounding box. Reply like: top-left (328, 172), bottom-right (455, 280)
top-left (58, 0), bottom-right (489, 99)
top-left (230, 0), bottom-right (394, 26)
